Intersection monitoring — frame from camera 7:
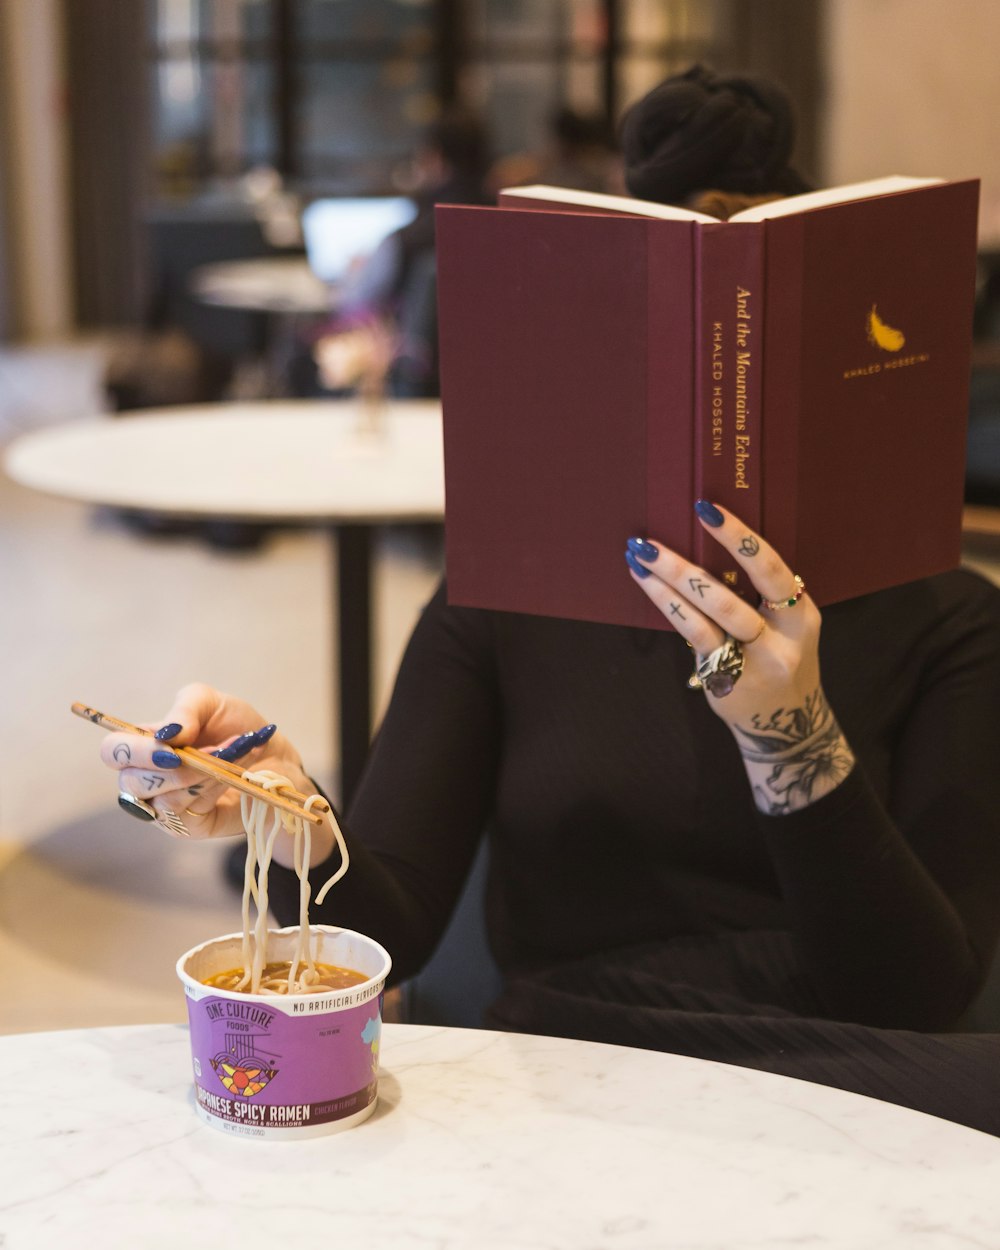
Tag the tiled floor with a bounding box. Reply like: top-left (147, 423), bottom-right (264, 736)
top-left (0, 343), bottom-right (442, 1033)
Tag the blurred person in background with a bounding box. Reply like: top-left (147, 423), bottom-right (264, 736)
top-left (310, 110), bottom-right (493, 400)
top-left (486, 106), bottom-right (619, 197)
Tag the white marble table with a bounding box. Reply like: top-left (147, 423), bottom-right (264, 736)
top-left (3, 400), bottom-right (444, 803)
top-left (2, 1022), bottom-right (999, 1249)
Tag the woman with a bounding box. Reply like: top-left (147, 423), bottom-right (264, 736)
top-left (102, 68), bottom-right (1000, 1134)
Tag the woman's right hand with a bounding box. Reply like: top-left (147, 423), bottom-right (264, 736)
top-left (99, 683), bottom-right (319, 853)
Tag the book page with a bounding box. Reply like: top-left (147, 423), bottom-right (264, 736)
top-left (729, 175), bottom-right (943, 222)
top-left (498, 184), bottom-right (718, 224)
top-left (499, 178), bottom-right (947, 226)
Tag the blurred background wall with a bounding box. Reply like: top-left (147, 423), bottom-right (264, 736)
top-left (0, 0), bottom-right (997, 345)
top-left (0, 0), bottom-right (75, 339)
top-left (823, 0), bottom-right (1000, 241)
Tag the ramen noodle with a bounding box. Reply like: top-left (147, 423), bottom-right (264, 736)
top-left (233, 771), bottom-right (350, 995)
top-left (203, 960), bottom-right (367, 994)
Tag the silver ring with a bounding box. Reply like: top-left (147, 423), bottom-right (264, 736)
top-left (118, 792), bottom-right (157, 822)
top-left (687, 634), bottom-right (745, 698)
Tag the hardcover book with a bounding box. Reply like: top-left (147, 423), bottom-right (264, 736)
top-left (436, 177), bottom-right (980, 629)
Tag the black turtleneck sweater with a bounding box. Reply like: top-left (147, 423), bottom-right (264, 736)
top-left (269, 568), bottom-right (1000, 1035)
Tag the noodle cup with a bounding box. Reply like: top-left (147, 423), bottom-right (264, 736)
top-left (177, 925), bottom-right (391, 1140)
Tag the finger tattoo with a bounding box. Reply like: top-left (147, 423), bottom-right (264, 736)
top-left (669, 602), bottom-right (687, 619)
top-left (688, 577), bottom-right (711, 598)
top-left (142, 773), bottom-right (165, 790)
top-left (113, 744), bottom-right (132, 764)
top-left (739, 535), bottom-right (760, 557)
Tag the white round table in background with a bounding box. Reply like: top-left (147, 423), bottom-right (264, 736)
top-left (4, 399), bottom-right (444, 802)
top-left (190, 256), bottom-right (336, 396)
top-left (190, 255), bottom-right (333, 315)
top-left (2, 1022), bottom-right (999, 1249)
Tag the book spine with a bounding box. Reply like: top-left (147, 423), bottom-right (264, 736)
top-left (757, 216), bottom-right (804, 582)
top-left (692, 222), bottom-right (764, 601)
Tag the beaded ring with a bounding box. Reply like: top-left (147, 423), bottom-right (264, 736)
top-left (760, 574), bottom-right (805, 611)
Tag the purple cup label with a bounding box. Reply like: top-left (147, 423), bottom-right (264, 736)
top-left (187, 990), bottom-right (384, 1129)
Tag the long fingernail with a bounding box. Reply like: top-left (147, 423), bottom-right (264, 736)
top-left (626, 536), bottom-right (659, 562)
top-left (624, 549), bottom-right (652, 579)
top-left (151, 749), bottom-right (182, 768)
top-left (154, 722), bottom-right (182, 741)
top-left (212, 734), bottom-right (253, 762)
top-left (694, 500), bottom-right (724, 527)
top-left (212, 723), bottom-right (277, 763)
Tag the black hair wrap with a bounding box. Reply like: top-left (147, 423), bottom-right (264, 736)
top-left (620, 64), bottom-right (811, 205)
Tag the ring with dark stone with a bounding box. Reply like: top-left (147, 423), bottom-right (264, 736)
top-left (118, 792), bottom-right (157, 821)
top-left (687, 635), bottom-right (745, 698)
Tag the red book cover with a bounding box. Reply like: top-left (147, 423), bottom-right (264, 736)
top-left (437, 205), bottom-right (696, 629)
top-left (758, 178), bottom-right (980, 605)
top-left (437, 178), bottom-right (979, 629)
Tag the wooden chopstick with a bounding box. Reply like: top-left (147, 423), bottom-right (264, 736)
top-left (71, 702), bottom-right (329, 824)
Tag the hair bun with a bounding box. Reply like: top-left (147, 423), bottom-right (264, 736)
top-left (620, 64), bottom-right (805, 204)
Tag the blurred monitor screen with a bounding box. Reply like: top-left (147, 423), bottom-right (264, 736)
top-left (301, 196), bottom-right (418, 284)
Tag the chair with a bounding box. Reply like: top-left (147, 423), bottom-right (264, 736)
top-left (142, 211), bottom-right (275, 400)
top-left (399, 839), bottom-right (503, 1027)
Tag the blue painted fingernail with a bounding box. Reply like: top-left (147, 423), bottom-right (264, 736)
top-left (212, 733), bottom-right (253, 762)
top-left (151, 749), bottom-right (181, 768)
top-left (154, 722), bottom-right (182, 741)
top-left (625, 549), bottom-right (652, 579)
top-left (211, 724), bottom-right (277, 763)
top-left (626, 536), bottom-right (659, 562)
top-left (694, 500), bottom-right (725, 527)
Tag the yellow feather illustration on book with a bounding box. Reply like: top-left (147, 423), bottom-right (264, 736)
top-left (867, 304), bottom-right (906, 352)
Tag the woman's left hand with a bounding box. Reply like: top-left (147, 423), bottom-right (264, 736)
top-left (625, 501), bottom-right (855, 813)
